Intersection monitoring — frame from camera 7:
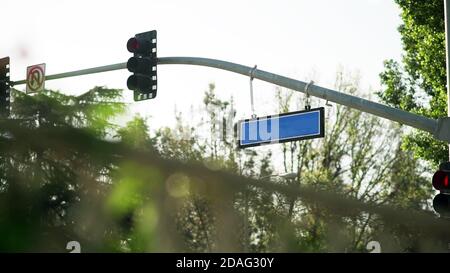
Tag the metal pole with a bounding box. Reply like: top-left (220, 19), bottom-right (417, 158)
top-left (12, 62), bottom-right (126, 86)
top-left (445, 0), bottom-right (450, 160)
top-left (159, 57), bottom-right (440, 137)
top-left (11, 57), bottom-right (450, 143)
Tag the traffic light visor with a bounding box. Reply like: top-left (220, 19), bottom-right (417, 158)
top-left (433, 193), bottom-right (450, 216)
top-left (127, 75), bottom-right (153, 92)
top-left (127, 57), bottom-right (156, 74)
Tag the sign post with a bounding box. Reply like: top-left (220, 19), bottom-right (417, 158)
top-left (26, 63), bottom-right (46, 94)
top-left (238, 107), bottom-right (325, 148)
top-left (445, 0), bottom-right (450, 160)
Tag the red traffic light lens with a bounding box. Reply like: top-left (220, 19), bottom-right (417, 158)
top-left (127, 38), bottom-right (139, 53)
top-left (127, 37), bottom-right (152, 54)
top-left (432, 170), bottom-right (449, 191)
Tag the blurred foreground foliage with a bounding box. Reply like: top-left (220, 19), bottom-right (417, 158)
top-left (0, 84), bottom-right (449, 253)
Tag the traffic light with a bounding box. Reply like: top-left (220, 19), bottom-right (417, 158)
top-left (0, 57), bottom-right (10, 118)
top-left (432, 162), bottom-right (450, 217)
top-left (126, 30), bottom-right (157, 101)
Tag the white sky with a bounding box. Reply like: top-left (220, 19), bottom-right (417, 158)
top-left (1, 0), bottom-right (403, 130)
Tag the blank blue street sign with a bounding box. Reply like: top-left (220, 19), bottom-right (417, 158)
top-left (238, 107), bottom-right (324, 148)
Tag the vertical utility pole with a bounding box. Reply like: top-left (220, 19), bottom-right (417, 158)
top-left (445, 0), bottom-right (450, 160)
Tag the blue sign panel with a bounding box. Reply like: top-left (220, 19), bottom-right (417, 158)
top-left (238, 107), bottom-right (324, 148)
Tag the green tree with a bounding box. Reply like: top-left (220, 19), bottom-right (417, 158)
top-left (378, 0), bottom-right (448, 166)
top-left (0, 87), bottom-right (125, 251)
top-left (116, 115), bottom-right (154, 150)
top-left (149, 76), bottom-right (433, 252)
top-left (264, 71), bottom-right (433, 252)
top-left (0, 81), bottom-right (443, 253)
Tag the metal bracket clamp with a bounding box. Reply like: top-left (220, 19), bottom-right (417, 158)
top-left (434, 117), bottom-right (450, 143)
top-left (249, 65), bottom-right (257, 119)
top-left (304, 80), bottom-right (314, 110)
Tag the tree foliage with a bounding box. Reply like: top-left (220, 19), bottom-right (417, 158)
top-left (0, 79), bottom-right (446, 253)
top-left (378, 0), bottom-right (448, 166)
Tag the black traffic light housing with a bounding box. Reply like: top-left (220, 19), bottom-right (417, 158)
top-left (432, 162), bottom-right (450, 217)
top-left (0, 57), bottom-right (10, 118)
top-left (126, 30), bottom-right (157, 101)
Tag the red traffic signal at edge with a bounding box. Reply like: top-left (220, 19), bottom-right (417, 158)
top-left (432, 170), bottom-right (449, 191)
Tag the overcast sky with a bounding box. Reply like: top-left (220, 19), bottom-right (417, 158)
top-left (1, 0), bottom-right (403, 129)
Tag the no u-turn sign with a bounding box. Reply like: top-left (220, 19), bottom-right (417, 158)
top-left (26, 63), bottom-right (46, 94)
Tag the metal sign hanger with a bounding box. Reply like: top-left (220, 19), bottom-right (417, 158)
top-left (249, 65), bottom-right (257, 119)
